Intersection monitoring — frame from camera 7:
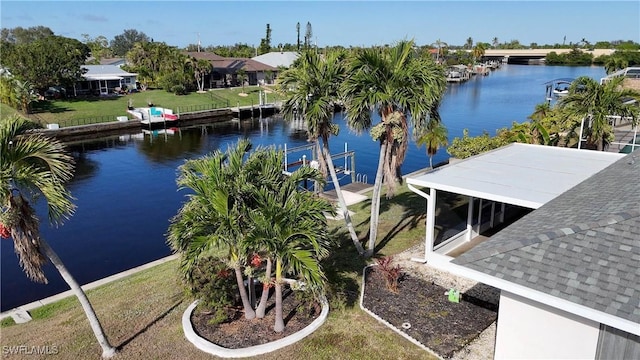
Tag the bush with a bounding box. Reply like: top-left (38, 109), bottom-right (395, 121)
top-left (447, 129), bottom-right (510, 159)
top-left (186, 256), bottom-right (239, 324)
top-left (171, 84), bottom-right (187, 95)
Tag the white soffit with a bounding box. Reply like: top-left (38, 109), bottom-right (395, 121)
top-left (406, 143), bottom-right (624, 209)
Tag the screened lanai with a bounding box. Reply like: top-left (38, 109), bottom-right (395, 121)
top-left (406, 143), bottom-right (625, 264)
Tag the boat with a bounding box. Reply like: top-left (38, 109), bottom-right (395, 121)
top-left (446, 65), bottom-right (471, 83)
top-left (127, 106), bottom-right (179, 126)
top-left (544, 78), bottom-right (574, 100)
top-left (473, 63), bottom-right (490, 76)
top-left (552, 84), bottom-right (570, 97)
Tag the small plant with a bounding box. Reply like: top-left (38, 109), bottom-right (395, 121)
top-left (375, 256), bottom-right (403, 293)
top-left (294, 288), bottom-right (322, 318)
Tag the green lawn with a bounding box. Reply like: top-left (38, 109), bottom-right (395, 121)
top-left (22, 86), bottom-right (284, 127)
top-left (0, 103), bottom-right (22, 120)
top-left (0, 184), bottom-right (443, 360)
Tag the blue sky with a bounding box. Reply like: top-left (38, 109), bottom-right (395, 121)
top-left (1, 1), bottom-right (638, 48)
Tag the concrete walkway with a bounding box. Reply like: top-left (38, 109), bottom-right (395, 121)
top-left (0, 254), bottom-right (178, 321)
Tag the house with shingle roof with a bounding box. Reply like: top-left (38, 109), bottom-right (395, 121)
top-left (186, 52), bottom-right (278, 88)
top-left (406, 144), bottom-right (639, 359)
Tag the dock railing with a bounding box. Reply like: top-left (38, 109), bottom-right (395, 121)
top-left (176, 101), bottom-right (230, 115)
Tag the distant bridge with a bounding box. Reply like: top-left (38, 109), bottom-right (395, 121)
top-left (479, 49), bottom-right (616, 64)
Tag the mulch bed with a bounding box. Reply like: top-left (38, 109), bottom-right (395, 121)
top-left (191, 286), bottom-right (321, 349)
top-left (362, 267), bottom-right (498, 358)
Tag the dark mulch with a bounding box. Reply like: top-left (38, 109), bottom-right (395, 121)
top-left (362, 267), bottom-right (498, 358)
top-left (191, 286), bottom-right (321, 349)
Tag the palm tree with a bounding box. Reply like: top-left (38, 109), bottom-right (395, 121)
top-left (417, 118), bottom-right (449, 168)
top-left (278, 50), bottom-right (365, 255)
top-left (237, 68), bottom-right (248, 92)
top-left (558, 76), bottom-right (640, 151)
top-left (191, 57), bottom-right (212, 92)
top-left (168, 139), bottom-right (257, 320)
top-left (341, 40), bottom-right (446, 254)
top-left (0, 116), bottom-right (116, 358)
top-left (465, 37), bottom-right (473, 50)
top-left (472, 43), bottom-right (486, 63)
top-left (249, 151), bottom-right (332, 333)
top-left (492, 37), bottom-right (499, 49)
top-left (432, 39), bottom-right (448, 63)
top-left (604, 56), bottom-right (629, 74)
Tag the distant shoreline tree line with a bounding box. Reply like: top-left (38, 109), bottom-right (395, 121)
top-left (1, 25), bottom-right (639, 108)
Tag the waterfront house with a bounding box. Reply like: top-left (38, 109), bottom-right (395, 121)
top-left (406, 144), bottom-right (639, 359)
top-left (75, 65), bottom-right (137, 96)
top-left (185, 51), bottom-right (278, 88)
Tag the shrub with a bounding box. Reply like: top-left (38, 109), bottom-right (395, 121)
top-left (171, 84), bottom-right (187, 95)
top-left (375, 256), bottom-right (402, 293)
top-left (447, 129), bottom-right (510, 159)
top-left (186, 256), bottom-right (239, 324)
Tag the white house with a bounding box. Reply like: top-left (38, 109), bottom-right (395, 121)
top-left (75, 65), bottom-right (137, 96)
top-left (406, 144), bottom-right (639, 359)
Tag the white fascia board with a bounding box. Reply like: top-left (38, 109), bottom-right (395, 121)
top-left (432, 258), bottom-right (640, 336)
top-left (405, 178), bottom-right (543, 209)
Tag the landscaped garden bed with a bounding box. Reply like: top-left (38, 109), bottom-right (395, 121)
top-left (190, 285), bottom-right (322, 349)
top-left (362, 265), bottom-right (498, 358)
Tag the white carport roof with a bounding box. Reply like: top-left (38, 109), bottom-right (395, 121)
top-left (406, 143), bottom-right (625, 209)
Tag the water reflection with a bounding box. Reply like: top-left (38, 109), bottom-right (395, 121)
top-left (136, 129), bottom-right (205, 163)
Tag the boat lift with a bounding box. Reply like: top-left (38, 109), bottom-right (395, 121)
top-left (282, 142), bottom-right (356, 184)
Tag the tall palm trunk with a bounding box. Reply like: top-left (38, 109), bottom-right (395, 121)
top-left (39, 240), bottom-right (116, 358)
top-left (274, 259), bottom-right (285, 333)
top-left (233, 265), bottom-right (255, 319)
top-left (367, 140), bottom-right (387, 255)
top-left (255, 257), bottom-right (272, 318)
top-left (320, 138), bottom-right (365, 255)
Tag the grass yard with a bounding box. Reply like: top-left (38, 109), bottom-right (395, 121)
top-left (0, 184), bottom-right (448, 360)
top-left (22, 86), bottom-right (284, 127)
top-left (0, 103), bottom-right (22, 120)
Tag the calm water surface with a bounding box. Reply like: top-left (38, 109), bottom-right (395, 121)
top-left (0, 65), bottom-right (606, 311)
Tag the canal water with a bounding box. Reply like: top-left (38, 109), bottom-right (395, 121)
top-left (0, 65), bottom-right (606, 311)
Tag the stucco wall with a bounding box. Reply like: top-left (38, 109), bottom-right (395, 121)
top-left (494, 291), bottom-right (600, 360)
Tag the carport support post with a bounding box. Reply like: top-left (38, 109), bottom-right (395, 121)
top-left (408, 184), bottom-right (436, 263)
top-left (466, 196), bottom-right (474, 242)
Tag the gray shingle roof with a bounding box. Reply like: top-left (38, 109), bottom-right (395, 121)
top-left (453, 149), bottom-right (640, 324)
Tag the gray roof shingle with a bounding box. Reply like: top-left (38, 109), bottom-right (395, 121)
top-left (453, 150), bottom-right (640, 324)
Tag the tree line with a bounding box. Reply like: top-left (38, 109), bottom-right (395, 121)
top-left (1, 25), bottom-right (639, 113)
